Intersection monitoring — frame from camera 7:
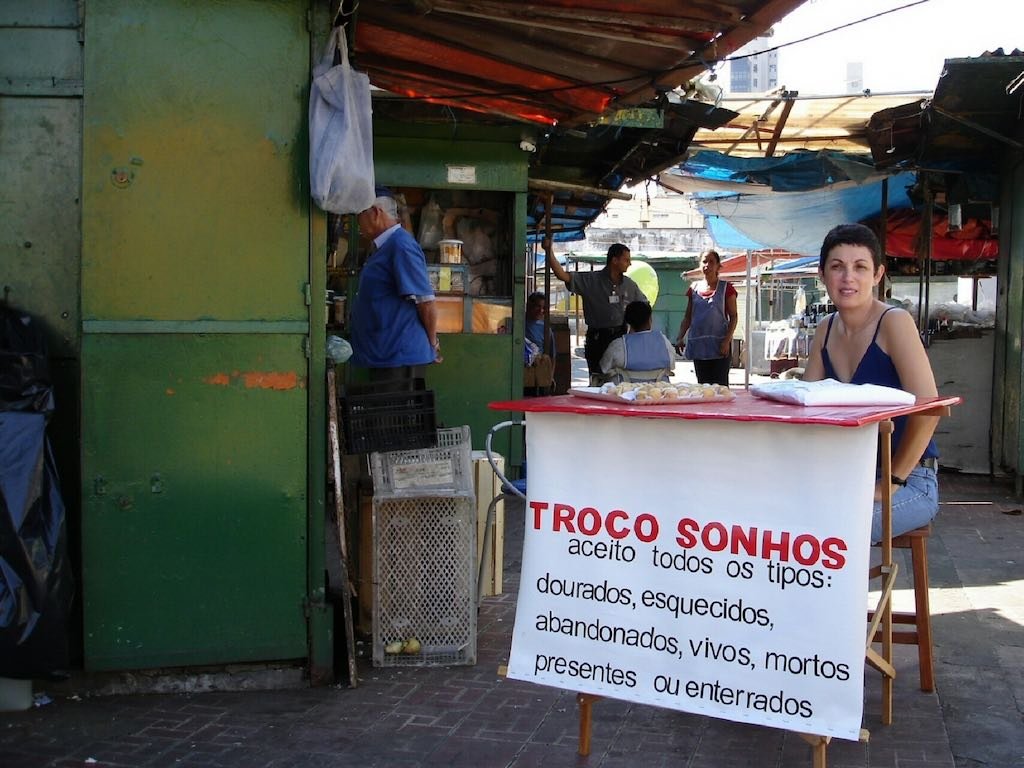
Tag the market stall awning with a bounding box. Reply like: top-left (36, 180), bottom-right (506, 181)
top-left (693, 173), bottom-right (916, 255)
top-left (690, 91), bottom-right (932, 159)
top-left (523, 99), bottom-right (739, 241)
top-left (877, 209), bottom-right (1000, 262)
top-left (352, 1), bottom-right (808, 127)
top-left (659, 148), bottom-right (918, 253)
top-left (351, 1), bottom-right (812, 242)
top-left (866, 51), bottom-right (1024, 172)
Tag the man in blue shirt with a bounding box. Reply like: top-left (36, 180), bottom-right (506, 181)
top-left (351, 191), bottom-right (441, 386)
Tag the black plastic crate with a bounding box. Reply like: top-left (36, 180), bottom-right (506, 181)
top-left (341, 387), bottom-right (438, 454)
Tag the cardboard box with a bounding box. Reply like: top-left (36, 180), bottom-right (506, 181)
top-left (471, 451), bottom-right (504, 596)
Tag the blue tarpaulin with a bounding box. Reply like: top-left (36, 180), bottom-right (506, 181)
top-left (664, 149), bottom-right (916, 255)
top-left (681, 150), bottom-right (884, 191)
top-left (694, 174), bottom-right (915, 255)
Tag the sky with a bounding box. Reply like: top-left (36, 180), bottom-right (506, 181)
top-left (724, 0), bottom-right (1024, 95)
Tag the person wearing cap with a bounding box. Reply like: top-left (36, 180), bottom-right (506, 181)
top-left (543, 238), bottom-right (646, 385)
top-left (351, 191), bottom-right (441, 386)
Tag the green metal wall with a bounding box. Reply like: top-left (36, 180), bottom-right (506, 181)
top-left (80, 0), bottom-right (318, 670)
top-left (994, 154), bottom-right (1023, 482)
top-left (0, 0), bottom-right (85, 659)
top-left (651, 266), bottom-right (688, 339)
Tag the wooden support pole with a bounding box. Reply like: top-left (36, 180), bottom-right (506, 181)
top-left (798, 733), bottom-right (830, 767)
top-left (528, 178), bottom-right (632, 201)
top-left (576, 693), bottom-right (599, 756)
top-left (327, 367), bottom-right (358, 687)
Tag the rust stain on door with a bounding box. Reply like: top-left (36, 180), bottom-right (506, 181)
top-left (203, 371), bottom-right (301, 390)
top-left (243, 371), bottom-right (299, 390)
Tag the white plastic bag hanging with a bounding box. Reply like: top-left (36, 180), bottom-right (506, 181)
top-left (308, 27), bottom-right (375, 214)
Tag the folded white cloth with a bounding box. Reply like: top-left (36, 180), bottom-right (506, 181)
top-left (751, 378), bottom-right (916, 406)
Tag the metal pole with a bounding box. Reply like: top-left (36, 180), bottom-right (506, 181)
top-left (916, 180), bottom-right (930, 332)
top-left (880, 178), bottom-right (889, 299)
top-left (916, 180), bottom-right (934, 334)
top-left (543, 193), bottom-right (553, 357)
top-left (744, 249), bottom-right (752, 389)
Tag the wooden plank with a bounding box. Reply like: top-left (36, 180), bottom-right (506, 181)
top-left (327, 368), bottom-right (358, 688)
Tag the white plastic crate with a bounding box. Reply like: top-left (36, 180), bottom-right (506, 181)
top-left (372, 495), bottom-right (477, 667)
top-left (370, 426), bottom-right (473, 499)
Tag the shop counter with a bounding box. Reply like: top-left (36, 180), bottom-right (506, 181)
top-left (489, 390), bottom-right (959, 762)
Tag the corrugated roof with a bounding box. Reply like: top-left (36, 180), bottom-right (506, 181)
top-left (352, 1), bottom-right (808, 127)
top-left (866, 51), bottom-right (1024, 172)
top-left (348, 1), bottom-right (813, 240)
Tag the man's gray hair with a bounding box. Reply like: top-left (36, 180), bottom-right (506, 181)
top-left (372, 195), bottom-right (398, 219)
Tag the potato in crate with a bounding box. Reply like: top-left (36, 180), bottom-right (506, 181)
top-left (372, 494), bottom-right (476, 668)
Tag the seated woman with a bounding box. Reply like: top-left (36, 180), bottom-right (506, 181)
top-left (803, 223), bottom-right (940, 542)
top-left (523, 291), bottom-right (556, 396)
top-left (600, 301), bottom-right (675, 383)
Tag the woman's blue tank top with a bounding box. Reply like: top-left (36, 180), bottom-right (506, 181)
top-left (821, 307), bottom-right (937, 459)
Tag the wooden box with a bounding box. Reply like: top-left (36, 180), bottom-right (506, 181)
top-left (471, 451), bottom-right (504, 596)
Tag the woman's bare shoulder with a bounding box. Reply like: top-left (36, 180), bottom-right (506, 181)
top-left (879, 304), bottom-right (917, 332)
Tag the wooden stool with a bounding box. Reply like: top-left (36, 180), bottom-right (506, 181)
top-left (867, 525), bottom-right (934, 692)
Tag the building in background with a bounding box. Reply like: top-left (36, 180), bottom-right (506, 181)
top-left (729, 36), bottom-right (779, 93)
top-left (567, 183), bottom-right (711, 257)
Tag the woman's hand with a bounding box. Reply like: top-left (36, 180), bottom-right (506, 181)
top-left (432, 337), bottom-right (443, 364)
top-left (674, 338), bottom-right (685, 356)
top-left (718, 339), bottom-right (731, 358)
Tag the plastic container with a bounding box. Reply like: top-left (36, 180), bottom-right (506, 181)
top-left (341, 387), bottom-right (437, 455)
top-left (438, 239), bottom-right (463, 264)
top-left (370, 426), bottom-right (473, 498)
top-left (372, 493), bottom-right (476, 668)
top-left (427, 264), bottom-right (466, 294)
top-left (0, 678), bottom-right (32, 712)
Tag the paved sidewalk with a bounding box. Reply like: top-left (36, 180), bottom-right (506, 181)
top-left (2, 472), bottom-right (1022, 767)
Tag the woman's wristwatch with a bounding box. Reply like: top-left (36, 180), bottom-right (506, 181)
top-left (890, 474), bottom-right (907, 487)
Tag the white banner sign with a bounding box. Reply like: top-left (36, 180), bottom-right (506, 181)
top-left (507, 412), bottom-right (876, 740)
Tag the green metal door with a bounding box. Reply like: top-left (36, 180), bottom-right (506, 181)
top-left (81, 0), bottom-right (312, 669)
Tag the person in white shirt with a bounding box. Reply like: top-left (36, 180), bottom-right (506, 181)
top-left (601, 301), bottom-right (675, 383)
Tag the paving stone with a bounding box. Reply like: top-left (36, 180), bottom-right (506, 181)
top-left (4, 475), bottom-right (1024, 767)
